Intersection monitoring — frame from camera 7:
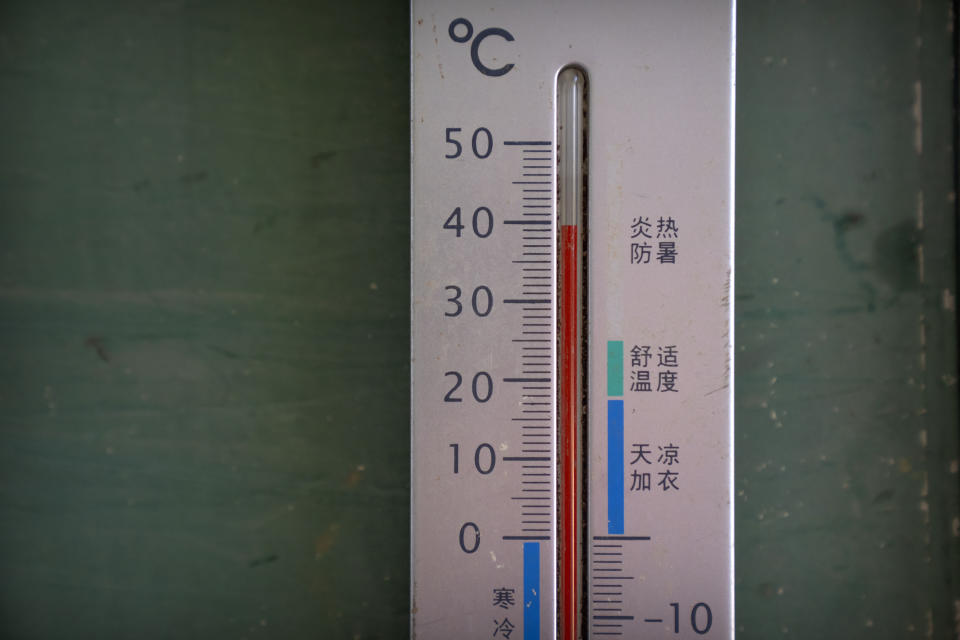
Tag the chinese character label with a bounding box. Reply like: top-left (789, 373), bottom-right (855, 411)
top-left (629, 344), bottom-right (679, 393)
top-left (493, 618), bottom-right (515, 638)
top-left (492, 587), bottom-right (516, 610)
top-left (630, 216), bottom-right (679, 265)
top-left (629, 442), bottom-right (681, 493)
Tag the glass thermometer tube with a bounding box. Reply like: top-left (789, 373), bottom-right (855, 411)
top-left (557, 65), bottom-right (586, 640)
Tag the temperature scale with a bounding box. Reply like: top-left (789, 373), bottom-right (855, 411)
top-left (411, 2), bottom-right (734, 638)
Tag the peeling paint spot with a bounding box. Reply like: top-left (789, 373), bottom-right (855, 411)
top-left (912, 81), bottom-right (923, 155)
top-left (315, 523), bottom-right (341, 560)
top-left (943, 289), bottom-right (955, 311)
top-left (345, 464), bottom-right (366, 488)
top-left (953, 599), bottom-right (960, 637)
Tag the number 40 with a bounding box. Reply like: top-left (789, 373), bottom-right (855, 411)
top-left (444, 206), bottom-right (493, 238)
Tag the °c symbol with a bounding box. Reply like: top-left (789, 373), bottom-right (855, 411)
top-left (448, 18), bottom-right (515, 77)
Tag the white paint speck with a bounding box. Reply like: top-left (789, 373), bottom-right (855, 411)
top-left (943, 289), bottom-right (955, 311)
top-left (912, 81), bottom-right (923, 155)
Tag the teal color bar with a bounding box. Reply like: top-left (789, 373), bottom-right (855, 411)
top-left (607, 340), bottom-right (624, 396)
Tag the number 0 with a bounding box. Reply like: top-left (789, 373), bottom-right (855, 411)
top-left (459, 522), bottom-right (480, 553)
top-left (471, 127), bottom-right (492, 158)
top-left (474, 443), bottom-right (496, 474)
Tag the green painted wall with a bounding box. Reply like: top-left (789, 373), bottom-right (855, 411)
top-left (0, 1), bottom-right (956, 638)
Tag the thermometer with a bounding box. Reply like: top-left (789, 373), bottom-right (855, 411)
top-left (411, 2), bottom-right (735, 638)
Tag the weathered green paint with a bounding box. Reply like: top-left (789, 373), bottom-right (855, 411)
top-left (735, 1), bottom-right (959, 637)
top-left (0, 1), bottom-right (956, 638)
top-left (0, 2), bottom-right (410, 637)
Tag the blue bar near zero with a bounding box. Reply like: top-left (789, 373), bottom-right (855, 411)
top-left (523, 542), bottom-right (540, 640)
top-left (607, 400), bottom-right (625, 535)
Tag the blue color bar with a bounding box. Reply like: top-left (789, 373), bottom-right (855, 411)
top-left (523, 542), bottom-right (540, 640)
top-left (608, 400), bottom-right (625, 534)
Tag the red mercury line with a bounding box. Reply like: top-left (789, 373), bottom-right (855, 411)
top-left (557, 65), bottom-right (584, 640)
top-left (559, 222), bottom-right (579, 640)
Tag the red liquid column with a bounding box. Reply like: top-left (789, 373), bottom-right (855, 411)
top-left (557, 66), bottom-right (585, 640)
top-left (559, 224), bottom-right (580, 640)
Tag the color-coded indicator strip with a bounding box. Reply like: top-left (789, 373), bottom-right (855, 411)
top-left (523, 542), bottom-right (540, 640)
top-left (607, 340), bottom-right (624, 535)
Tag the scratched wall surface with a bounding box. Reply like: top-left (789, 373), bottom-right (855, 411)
top-left (0, 1), bottom-right (956, 639)
top-left (735, 1), bottom-right (959, 638)
top-left (0, 1), bottom-right (410, 638)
